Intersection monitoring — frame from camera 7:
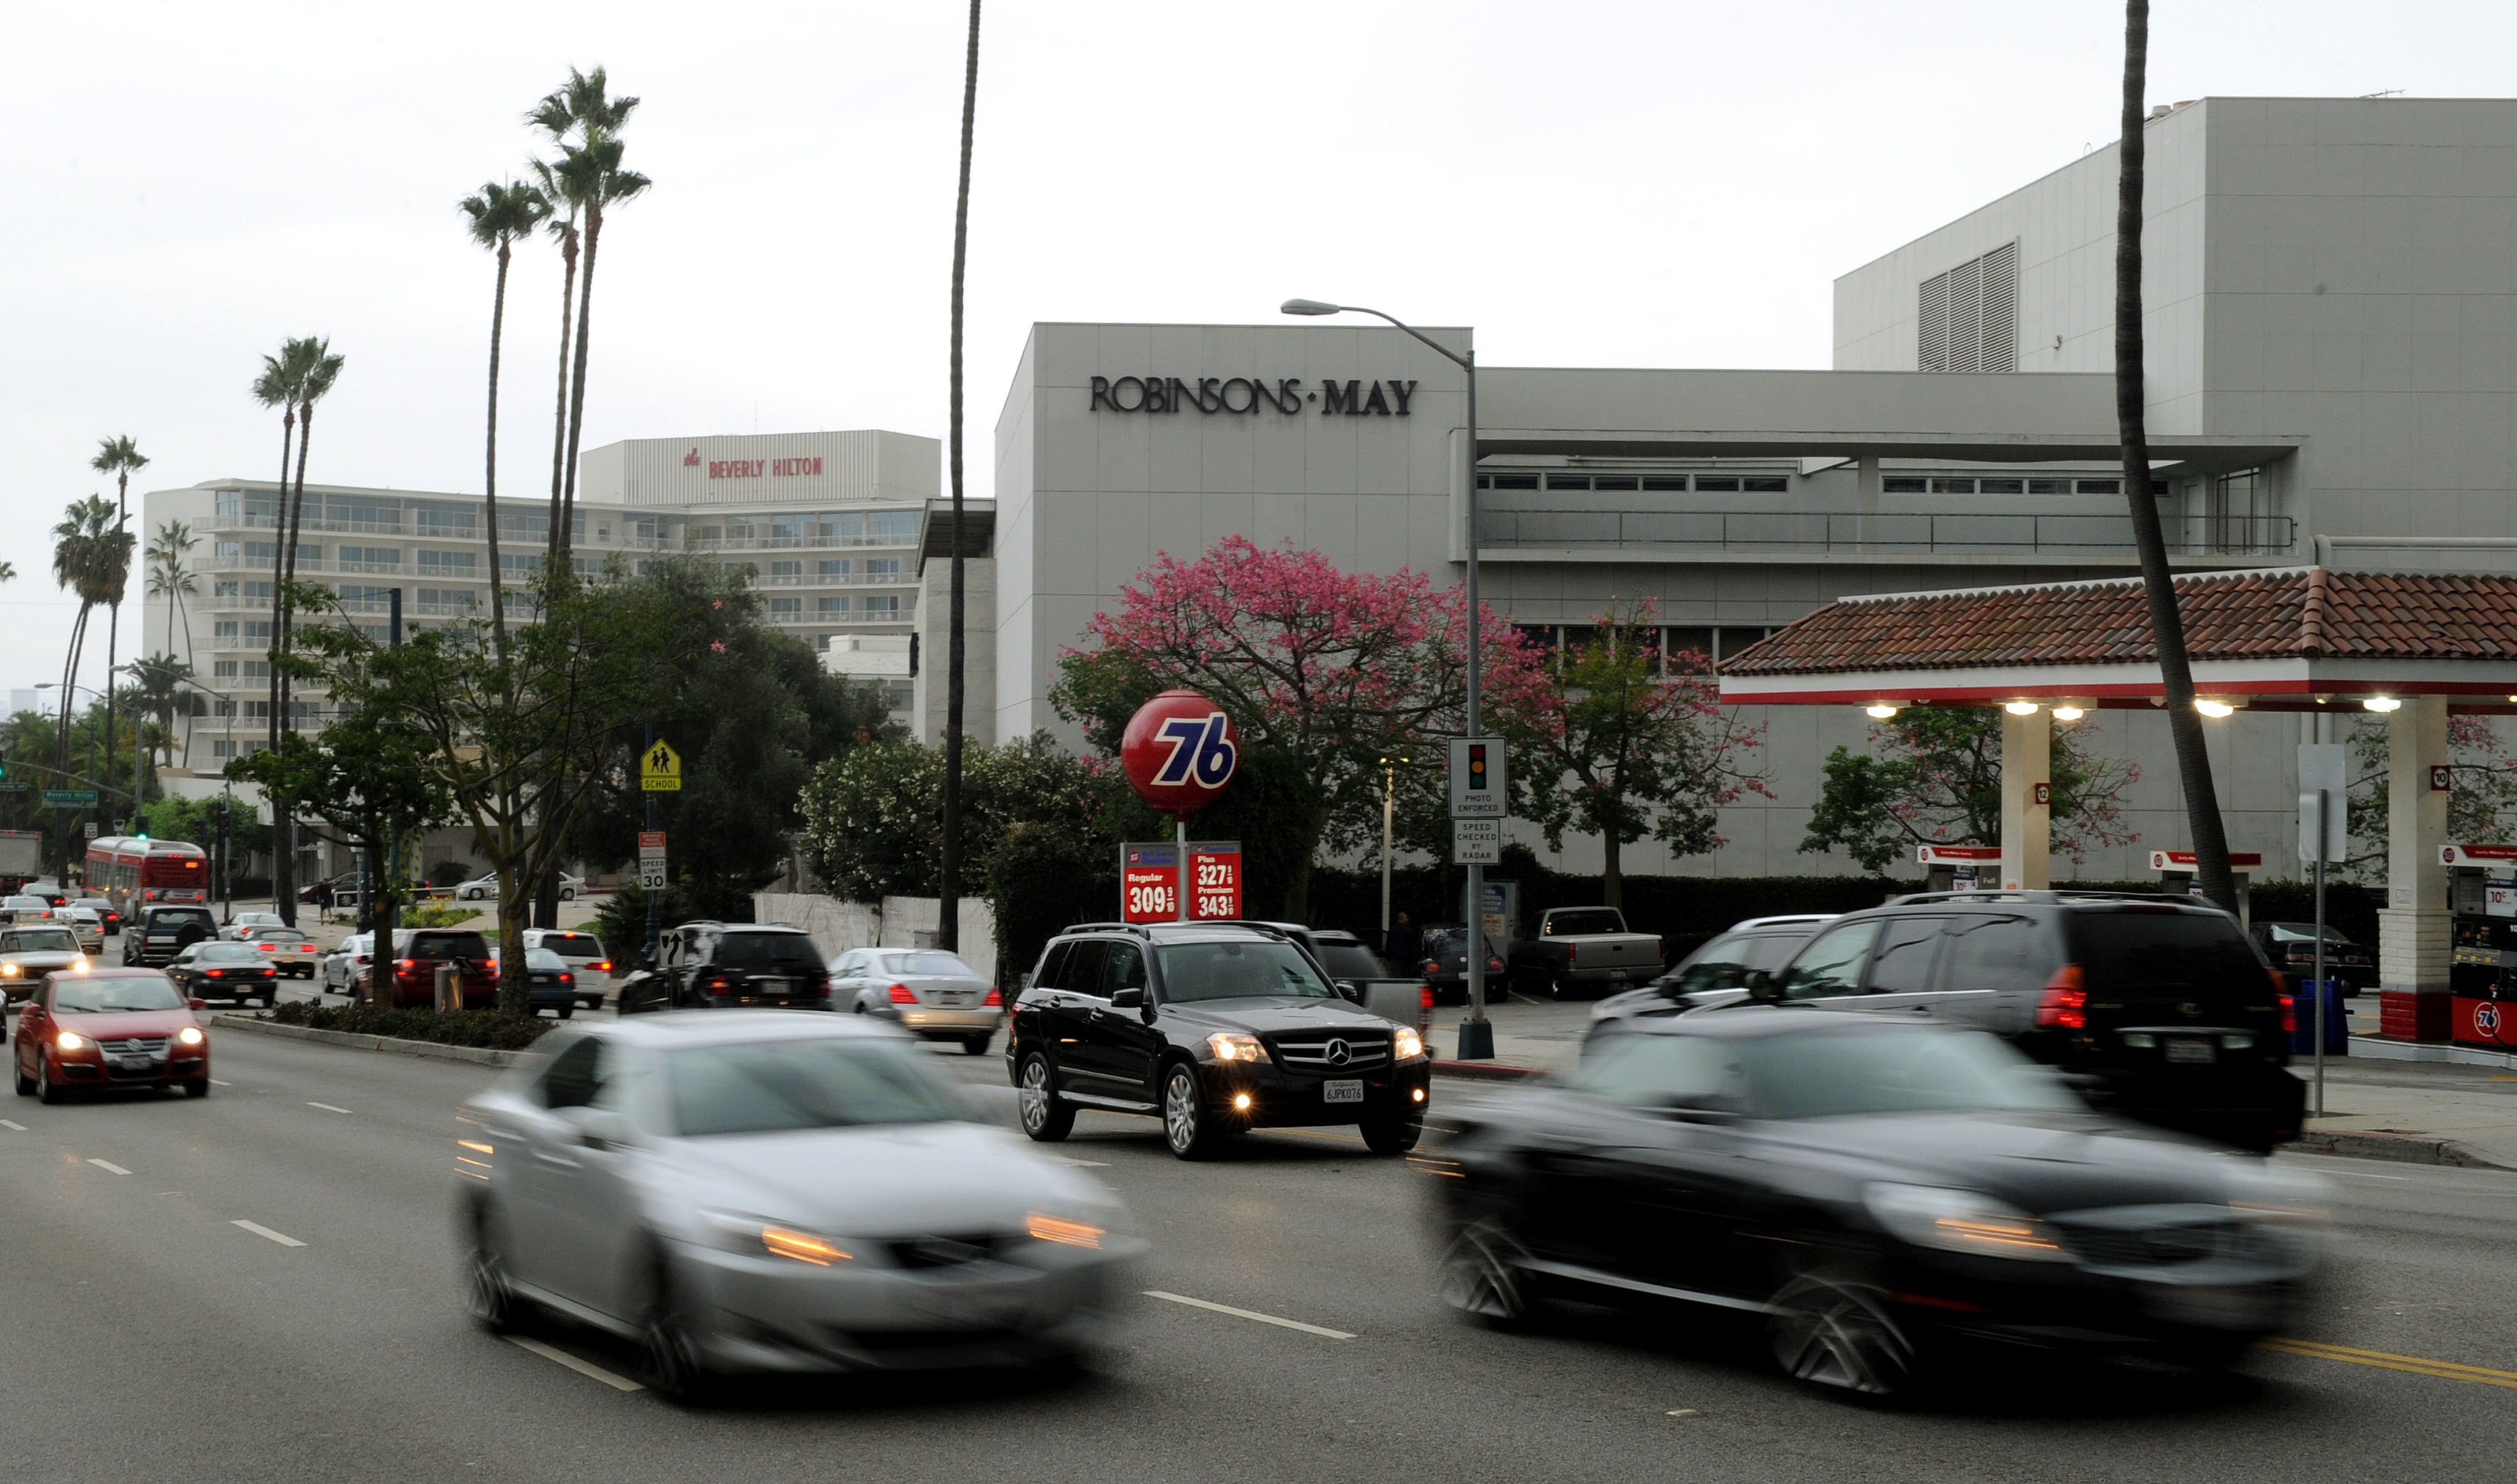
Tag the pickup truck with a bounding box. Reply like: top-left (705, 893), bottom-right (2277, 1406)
top-left (1508, 906), bottom-right (1666, 1000)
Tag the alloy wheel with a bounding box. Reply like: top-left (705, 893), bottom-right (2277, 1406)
top-left (1437, 1222), bottom-right (1531, 1325)
top-left (1163, 1066), bottom-right (1214, 1158)
top-left (1018, 1056), bottom-right (1052, 1133)
top-left (1769, 1274), bottom-right (1916, 1397)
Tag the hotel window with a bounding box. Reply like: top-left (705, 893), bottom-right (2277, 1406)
top-left (1641, 476), bottom-right (1688, 492)
top-left (817, 596), bottom-right (850, 615)
top-left (864, 558), bottom-right (903, 579)
top-left (1477, 474), bottom-right (1539, 490)
top-left (862, 595), bottom-right (901, 616)
top-left (243, 540), bottom-right (319, 563)
top-left (214, 540), bottom-right (241, 560)
top-left (418, 549), bottom-right (477, 575)
top-left (819, 559), bottom-right (851, 578)
top-left (214, 621), bottom-right (238, 639)
top-left (769, 560), bottom-right (803, 577)
top-left (500, 553), bottom-right (538, 576)
top-left (417, 589), bottom-right (477, 611)
top-left (410, 501), bottom-right (478, 535)
top-left (211, 739), bottom-right (244, 759)
top-left (868, 511), bottom-right (921, 546)
top-left (1882, 477), bottom-right (1928, 493)
top-left (340, 546), bottom-right (401, 568)
top-left (1917, 240), bottom-right (2018, 373)
top-left (213, 660), bottom-right (238, 678)
top-left (241, 701), bottom-right (272, 721)
top-left (339, 585), bottom-right (394, 604)
top-left (769, 597), bottom-right (803, 616)
top-left (213, 580), bottom-right (239, 598)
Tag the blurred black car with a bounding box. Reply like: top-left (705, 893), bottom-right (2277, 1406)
top-left (1417, 925), bottom-right (1507, 1007)
top-left (164, 941), bottom-right (281, 1005)
top-left (1592, 913), bottom-right (1834, 1023)
top-left (2251, 921), bottom-right (2374, 997)
top-left (1431, 1011), bottom-right (2330, 1398)
top-left (616, 922), bottom-right (833, 1013)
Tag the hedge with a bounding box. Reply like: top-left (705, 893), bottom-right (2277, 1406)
top-left (264, 1000), bottom-right (554, 1050)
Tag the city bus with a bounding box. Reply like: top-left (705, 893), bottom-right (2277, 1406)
top-left (86, 836), bottom-right (211, 914)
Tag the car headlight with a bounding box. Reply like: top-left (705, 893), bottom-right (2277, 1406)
top-left (1, 964), bottom-right (18, 977)
top-left (56, 1031), bottom-right (88, 1051)
top-left (1863, 1183), bottom-right (2071, 1262)
top-left (697, 1209), bottom-right (852, 1266)
top-left (178, 1026), bottom-right (205, 1046)
top-left (1207, 1033), bottom-right (1266, 1062)
top-left (1392, 1027), bottom-right (1425, 1061)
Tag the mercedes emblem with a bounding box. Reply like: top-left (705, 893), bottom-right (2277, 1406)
top-left (1325, 1038), bottom-right (1351, 1067)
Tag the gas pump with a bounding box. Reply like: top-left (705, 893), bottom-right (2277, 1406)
top-left (2151, 850), bottom-right (2261, 930)
top-left (2443, 844), bottom-right (2517, 1052)
top-left (1917, 845), bottom-right (2002, 892)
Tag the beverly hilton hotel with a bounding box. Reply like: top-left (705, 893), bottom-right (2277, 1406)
top-left (139, 430), bottom-right (941, 774)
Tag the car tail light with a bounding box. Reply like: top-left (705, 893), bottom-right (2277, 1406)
top-left (1421, 960), bottom-right (1440, 976)
top-left (1419, 985), bottom-right (1435, 1010)
top-left (205, 968), bottom-right (224, 978)
top-left (1566, 942), bottom-right (1577, 965)
top-left (888, 983), bottom-right (917, 1005)
top-left (1487, 957), bottom-right (1503, 972)
top-left (705, 976), bottom-right (731, 994)
top-left (559, 972), bottom-right (574, 986)
top-left (2280, 993), bottom-right (2297, 1034)
top-left (1656, 938), bottom-right (1667, 963)
top-left (591, 960), bottom-right (611, 972)
top-left (983, 986), bottom-right (1003, 1007)
top-left (258, 943), bottom-right (274, 952)
top-left (2034, 965), bottom-right (2087, 1029)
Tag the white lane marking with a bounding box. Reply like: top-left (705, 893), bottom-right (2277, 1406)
top-left (1143, 1289), bottom-right (1356, 1340)
top-left (306, 1102), bottom-right (353, 1115)
top-left (2334, 1170), bottom-right (2411, 1180)
top-left (86, 1158), bottom-right (133, 1176)
top-left (209, 1079), bottom-right (234, 1087)
top-left (1058, 1157), bottom-right (1110, 1168)
top-left (0, 1118), bottom-right (24, 1131)
top-left (508, 1335), bottom-right (645, 1392)
top-left (232, 1219), bottom-right (305, 1247)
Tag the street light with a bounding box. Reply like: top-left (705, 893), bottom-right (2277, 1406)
top-left (1377, 755), bottom-right (1412, 953)
top-left (1283, 297), bottom-right (1494, 1057)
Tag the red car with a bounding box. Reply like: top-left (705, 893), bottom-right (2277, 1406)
top-left (12, 967), bottom-right (210, 1104)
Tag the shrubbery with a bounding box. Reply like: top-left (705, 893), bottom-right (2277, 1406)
top-left (261, 1000), bottom-right (553, 1050)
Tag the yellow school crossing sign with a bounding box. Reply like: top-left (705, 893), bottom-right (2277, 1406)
top-left (640, 739), bottom-right (683, 792)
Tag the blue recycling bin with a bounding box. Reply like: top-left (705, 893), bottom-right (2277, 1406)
top-left (2288, 978), bottom-right (2349, 1056)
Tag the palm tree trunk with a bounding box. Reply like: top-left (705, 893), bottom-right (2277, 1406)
top-left (274, 402), bottom-right (318, 927)
top-left (484, 241), bottom-right (512, 648)
top-left (938, 0), bottom-right (982, 955)
top-left (559, 205), bottom-right (602, 561)
top-left (57, 603), bottom-right (89, 881)
top-left (265, 414), bottom-right (293, 760)
top-left (548, 227), bottom-right (578, 560)
top-left (2115, 0), bottom-right (2234, 911)
top-left (104, 473), bottom-right (124, 827)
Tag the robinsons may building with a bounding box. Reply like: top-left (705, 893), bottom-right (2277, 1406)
top-left (984, 96), bottom-right (2517, 883)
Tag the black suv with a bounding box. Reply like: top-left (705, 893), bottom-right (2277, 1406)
top-left (1723, 891), bottom-right (2303, 1152)
top-left (1007, 921), bottom-right (1433, 1160)
top-left (615, 922), bottom-right (833, 1013)
top-left (124, 905), bottom-right (220, 967)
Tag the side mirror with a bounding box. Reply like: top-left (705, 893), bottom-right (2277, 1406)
top-left (1333, 980), bottom-right (1361, 1002)
top-left (1744, 969), bottom-right (1782, 1004)
top-left (569, 1107), bottom-right (632, 1149)
top-left (1109, 986), bottom-right (1146, 1010)
top-left (188, 997), bottom-right (206, 1011)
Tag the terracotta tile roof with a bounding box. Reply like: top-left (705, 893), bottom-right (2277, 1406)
top-left (1722, 568), bottom-right (2517, 676)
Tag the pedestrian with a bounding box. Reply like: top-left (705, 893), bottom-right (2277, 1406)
top-left (1385, 911), bottom-right (1422, 973)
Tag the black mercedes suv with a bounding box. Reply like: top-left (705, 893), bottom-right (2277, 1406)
top-left (1007, 921), bottom-right (1433, 1160)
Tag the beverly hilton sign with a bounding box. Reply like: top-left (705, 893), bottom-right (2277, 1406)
top-left (681, 447), bottom-right (827, 480)
top-left (1090, 376), bottom-right (1419, 416)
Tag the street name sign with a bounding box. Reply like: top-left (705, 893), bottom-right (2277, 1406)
top-left (42, 790), bottom-right (97, 807)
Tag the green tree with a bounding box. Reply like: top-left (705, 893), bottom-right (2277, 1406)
top-left (460, 179), bottom-right (552, 648)
top-left (1799, 706), bottom-right (2140, 874)
top-left (90, 435), bottom-right (147, 817)
top-left (2339, 715), bottom-right (2517, 879)
top-left (146, 520), bottom-right (198, 660)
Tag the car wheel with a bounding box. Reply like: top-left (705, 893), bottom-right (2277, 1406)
top-left (557, 1003), bottom-right (575, 1020)
top-left (1437, 1219), bottom-right (1544, 1330)
top-left (1017, 1051), bottom-right (1075, 1142)
top-left (182, 1076), bottom-right (210, 1099)
top-left (642, 1254), bottom-right (717, 1405)
top-left (1162, 1062), bottom-right (1224, 1160)
top-left (463, 1206), bottom-right (517, 1333)
top-left (962, 1033), bottom-right (992, 1056)
top-left (1360, 1110), bottom-right (1423, 1155)
top-left (36, 1054), bottom-right (65, 1105)
top-left (1769, 1270), bottom-right (1919, 1399)
top-left (13, 1058), bottom-right (32, 1097)
top-left (560, 889), bottom-right (575, 902)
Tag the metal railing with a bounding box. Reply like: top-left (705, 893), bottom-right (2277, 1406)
top-left (754, 570), bottom-right (916, 587)
top-left (1475, 509), bottom-right (2298, 557)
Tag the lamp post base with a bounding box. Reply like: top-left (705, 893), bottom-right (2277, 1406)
top-left (1456, 1018), bottom-right (1494, 1061)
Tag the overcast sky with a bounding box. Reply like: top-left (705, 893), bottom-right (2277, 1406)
top-left (6, 0), bottom-right (2511, 695)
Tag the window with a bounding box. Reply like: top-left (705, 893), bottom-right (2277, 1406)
top-left (1478, 473), bottom-right (1540, 490)
top-left (1592, 475), bottom-right (1639, 491)
top-left (817, 596), bottom-right (849, 614)
top-left (1940, 914), bottom-right (2056, 994)
top-left (1917, 239), bottom-right (2018, 372)
top-left (418, 549), bottom-right (477, 575)
top-left (1641, 476), bottom-right (1688, 492)
top-left (1864, 917), bottom-right (1947, 995)
top-left (1882, 477), bottom-right (1927, 493)
top-left (213, 660), bottom-right (238, 678)
top-left (339, 545), bottom-right (400, 568)
top-left (1742, 476), bottom-right (1788, 493)
top-left (861, 595), bottom-right (901, 616)
top-left (213, 540), bottom-right (240, 560)
top-left (2028, 478), bottom-right (2068, 494)
top-left (769, 560), bottom-right (803, 577)
top-left (213, 620), bottom-right (238, 639)
top-left (863, 558), bottom-right (903, 578)
top-left (1778, 921), bottom-right (1880, 1000)
top-left (1978, 479), bottom-right (2025, 495)
top-left (1062, 940), bottom-right (1112, 998)
top-left (499, 553), bottom-right (538, 575)
top-left (337, 584), bottom-right (395, 604)
top-left (869, 511), bottom-right (921, 545)
top-left (2076, 478), bottom-right (2120, 495)
top-left (242, 540), bottom-right (318, 563)
top-left (819, 559), bottom-right (851, 578)
top-left (210, 739), bottom-right (243, 759)
top-left (1032, 941), bottom-right (1071, 990)
top-left (1568, 1032), bottom-right (1746, 1110)
top-left (536, 1037), bottom-right (611, 1110)
top-left (417, 589), bottom-right (476, 611)
top-left (1102, 943), bottom-right (1148, 999)
top-left (410, 501), bottom-right (478, 535)
top-left (215, 620), bottom-right (272, 640)
top-left (1696, 476), bottom-right (1741, 492)
top-left (1931, 477), bottom-right (1976, 493)
top-left (769, 597), bottom-right (802, 616)
top-left (1547, 474), bottom-right (1592, 491)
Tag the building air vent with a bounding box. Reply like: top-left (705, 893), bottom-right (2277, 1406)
top-left (1917, 240), bottom-right (2017, 373)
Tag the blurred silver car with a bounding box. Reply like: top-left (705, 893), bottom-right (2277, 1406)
top-left (830, 948), bottom-right (1002, 1054)
top-left (455, 1013), bottom-right (1139, 1399)
top-left (0, 925), bottom-right (87, 1005)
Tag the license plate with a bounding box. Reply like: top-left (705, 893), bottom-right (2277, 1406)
top-left (1323, 1079), bottom-right (1364, 1104)
top-left (2164, 1038), bottom-right (2215, 1064)
top-left (1609, 970), bottom-right (1630, 981)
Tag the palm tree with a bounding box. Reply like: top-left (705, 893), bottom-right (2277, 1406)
top-left (461, 179), bottom-right (554, 648)
top-left (530, 68), bottom-right (648, 560)
top-left (251, 335), bottom-right (344, 925)
top-left (90, 435), bottom-right (148, 823)
top-left (50, 497), bottom-right (125, 877)
top-left (146, 519), bottom-right (198, 660)
top-left (126, 654), bottom-right (191, 768)
top-left (938, 0), bottom-right (983, 956)
top-left (253, 350), bottom-right (302, 756)
top-left (2111, 1), bottom-right (2234, 909)
top-left (528, 153), bottom-right (584, 559)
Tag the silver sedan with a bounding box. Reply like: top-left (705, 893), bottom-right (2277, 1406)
top-left (455, 1013), bottom-right (1139, 1399)
top-left (831, 948), bottom-right (1002, 1054)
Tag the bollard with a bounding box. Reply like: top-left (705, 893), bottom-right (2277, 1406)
top-left (436, 962), bottom-right (459, 1012)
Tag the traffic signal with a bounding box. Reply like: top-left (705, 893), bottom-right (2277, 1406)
top-left (1467, 743), bottom-right (1489, 791)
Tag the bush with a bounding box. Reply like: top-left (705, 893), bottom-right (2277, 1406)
top-left (398, 902), bottom-right (482, 929)
top-left (425, 860), bottom-right (473, 888)
top-left (262, 1000), bottom-right (553, 1050)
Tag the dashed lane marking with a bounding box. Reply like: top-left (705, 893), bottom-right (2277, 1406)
top-left (232, 1219), bottom-right (305, 1248)
top-left (0, 1119), bottom-right (24, 1131)
top-left (85, 1158), bottom-right (132, 1176)
top-left (307, 1102), bottom-right (353, 1115)
top-left (508, 1335), bottom-right (645, 1392)
top-left (209, 1079), bottom-right (233, 1087)
top-left (2262, 1337), bottom-right (2517, 1391)
top-left (1057, 1157), bottom-right (1110, 1168)
top-left (1144, 1290), bottom-right (1355, 1340)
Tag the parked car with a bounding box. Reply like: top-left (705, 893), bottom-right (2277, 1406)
top-left (124, 904), bottom-right (220, 967)
top-left (1507, 906), bottom-right (1667, 1000)
top-left (221, 911), bottom-right (286, 941)
top-left (1418, 925), bottom-right (1507, 1008)
top-left (1008, 921), bottom-right (1432, 1159)
top-left (375, 928), bottom-right (498, 1009)
top-left (455, 1014), bottom-right (1142, 1398)
top-left (1430, 1009), bottom-right (2330, 1397)
top-left (2252, 921), bottom-right (2375, 998)
top-left (615, 923), bottom-right (833, 1015)
top-left (165, 941), bottom-right (282, 1005)
top-left (520, 928), bottom-right (613, 1010)
top-left (13, 967), bottom-right (212, 1103)
top-left (1592, 914), bottom-right (1836, 1023)
top-left (831, 947), bottom-right (1002, 1053)
top-left (453, 872), bottom-right (583, 901)
top-left (47, 906), bottom-right (105, 955)
top-left (321, 932), bottom-right (374, 995)
top-left (1740, 890), bottom-right (2305, 1152)
top-left (300, 870), bottom-right (377, 907)
top-left (0, 926), bottom-right (90, 1005)
top-left (237, 924), bottom-right (321, 978)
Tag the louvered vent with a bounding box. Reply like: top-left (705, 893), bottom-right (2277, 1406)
top-left (1917, 240), bottom-right (2019, 372)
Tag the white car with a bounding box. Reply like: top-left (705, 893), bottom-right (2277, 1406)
top-left (456, 1014), bottom-right (1142, 1398)
top-left (222, 911), bottom-right (286, 941)
top-left (521, 928), bottom-right (613, 1010)
top-left (238, 924), bottom-right (322, 978)
top-left (455, 873), bottom-right (583, 902)
top-left (47, 906), bottom-right (105, 954)
top-left (323, 932), bottom-right (375, 995)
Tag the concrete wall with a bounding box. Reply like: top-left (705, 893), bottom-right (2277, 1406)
top-left (752, 892), bottom-right (997, 985)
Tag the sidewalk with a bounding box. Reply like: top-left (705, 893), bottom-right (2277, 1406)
top-left (1427, 995), bottom-right (2517, 1171)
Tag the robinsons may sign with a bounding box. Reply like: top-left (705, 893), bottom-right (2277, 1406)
top-left (1090, 375), bottom-right (1421, 417)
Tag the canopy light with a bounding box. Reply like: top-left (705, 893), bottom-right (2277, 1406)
top-left (2363, 697), bottom-right (2403, 713)
top-left (2196, 699), bottom-right (2236, 718)
top-left (1864, 703), bottom-right (1901, 720)
top-left (2051, 705), bottom-right (2086, 721)
top-left (2003, 701), bottom-right (2041, 716)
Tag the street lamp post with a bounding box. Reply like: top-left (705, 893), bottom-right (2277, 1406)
top-left (1378, 754), bottom-right (1410, 951)
top-left (1282, 298), bottom-right (1493, 1058)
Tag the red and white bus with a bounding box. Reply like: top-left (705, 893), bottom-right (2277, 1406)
top-left (87, 836), bottom-right (211, 914)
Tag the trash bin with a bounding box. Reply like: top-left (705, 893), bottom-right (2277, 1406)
top-left (2289, 978), bottom-right (2348, 1056)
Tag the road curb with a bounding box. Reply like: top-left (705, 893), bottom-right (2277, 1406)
top-left (1432, 1059), bottom-right (1542, 1082)
top-left (208, 1014), bottom-right (528, 1069)
top-left (2291, 1127), bottom-right (2517, 1172)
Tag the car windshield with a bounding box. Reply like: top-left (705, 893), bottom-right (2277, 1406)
top-left (1313, 943), bottom-right (1388, 980)
top-left (52, 977), bottom-right (185, 1013)
top-left (1155, 940), bottom-right (1335, 1001)
top-left (884, 951), bottom-right (976, 977)
top-left (667, 1038), bottom-right (962, 1136)
top-left (1671, 932), bottom-right (1808, 992)
top-left (409, 933), bottom-right (493, 961)
top-left (197, 944), bottom-right (261, 962)
top-left (716, 933), bottom-right (823, 970)
top-left (11, 930), bottom-right (79, 954)
top-left (1740, 1029), bottom-right (2079, 1120)
top-left (1545, 910), bottom-right (1627, 936)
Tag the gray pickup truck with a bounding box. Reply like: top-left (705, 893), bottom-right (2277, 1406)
top-left (1508, 906), bottom-right (1666, 1000)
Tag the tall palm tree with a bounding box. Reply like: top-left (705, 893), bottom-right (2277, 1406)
top-left (251, 336), bottom-right (344, 925)
top-left (146, 519), bottom-right (198, 660)
top-left (461, 179), bottom-right (553, 648)
top-left (126, 654), bottom-right (191, 768)
top-left (2111, 1), bottom-right (2233, 909)
top-left (938, 0), bottom-right (983, 956)
top-left (253, 349), bottom-right (302, 756)
top-left (90, 435), bottom-right (147, 825)
top-left (528, 153), bottom-right (584, 559)
top-left (530, 68), bottom-right (648, 560)
top-left (50, 497), bottom-right (124, 877)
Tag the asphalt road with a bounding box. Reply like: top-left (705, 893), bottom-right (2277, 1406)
top-left (4, 1024), bottom-right (2516, 1484)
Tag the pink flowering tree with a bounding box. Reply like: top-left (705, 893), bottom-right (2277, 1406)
top-left (1053, 536), bottom-right (1551, 912)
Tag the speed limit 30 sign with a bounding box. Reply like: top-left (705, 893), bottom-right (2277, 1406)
top-left (638, 831), bottom-right (667, 892)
